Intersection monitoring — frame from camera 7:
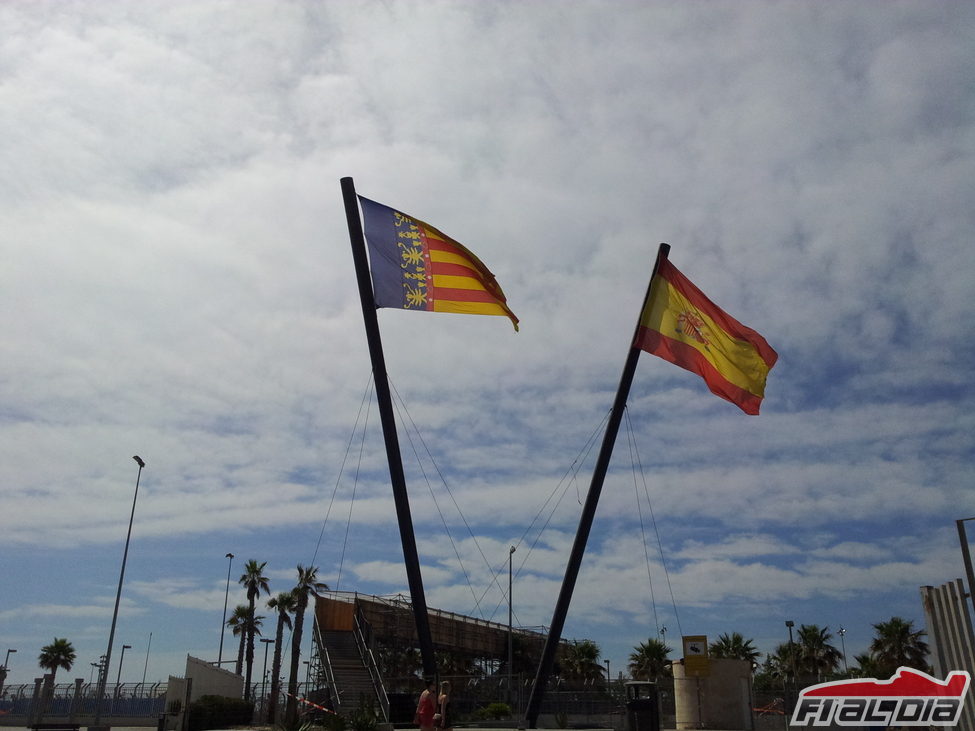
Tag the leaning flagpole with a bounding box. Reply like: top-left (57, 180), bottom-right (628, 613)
top-left (341, 176), bottom-right (438, 679)
top-left (525, 243), bottom-right (671, 728)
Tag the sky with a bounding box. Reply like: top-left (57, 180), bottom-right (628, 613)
top-left (2, 0), bottom-right (975, 692)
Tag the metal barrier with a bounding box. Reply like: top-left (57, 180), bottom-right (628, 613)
top-left (0, 681), bottom-right (167, 724)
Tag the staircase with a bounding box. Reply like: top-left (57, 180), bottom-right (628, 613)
top-left (321, 630), bottom-right (383, 716)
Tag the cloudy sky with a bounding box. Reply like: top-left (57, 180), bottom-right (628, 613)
top-left (2, 1), bottom-right (974, 690)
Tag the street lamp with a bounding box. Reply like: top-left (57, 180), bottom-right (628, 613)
top-left (605, 659), bottom-right (611, 694)
top-left (508, 545), bottom-right (516, 709)
top-left (116, 645), bottom-right (132, 687)
top-left (837, 627), bottom-right (848, 674)
top-left (142, 632), bottom-right (152, 685)
top-left (956, 518), bottom-right (975, 618)
top-left (261, 639), bottom-right (274, 721)
top-left (0, 649), bottom-right (15, 698)
top-left (95, 455), bottom-right (146, 728)
top-left (218, 553), bottom-right (235, 665)
top-left (785, 621), bottom-right (798, 688)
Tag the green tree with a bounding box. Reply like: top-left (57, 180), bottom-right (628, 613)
top-left (709, 632), bottom-right (760, 666)
top-left (852, 652), bottom-right (885, 678)
top-left (376, 645), bottom-right (422, 680)
top-left (38, 637), bottom-right (76, 715)
top-left (38, 638), bottom-right (76, 685)
top-left (796, 625), bottom-right (841, 683)
top-left (266, 591), bottom-right (296, 724)
top-left (628, 638), bottom-right (672, 682)
top-left (559, 640), bottom-right (603, 687)
top-left (285, 565), bottom-right (328, 727)
top-left (227, 604), bottom-right (250, 676)
top-left (867, 617), bottom-right (929, 676)
top-left (239, 560), bottom-right (271, 701)
top-left (435, 649), bottom-right (481, 678)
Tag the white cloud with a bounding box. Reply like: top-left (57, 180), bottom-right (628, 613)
top-left (1, 0), bottom-right (973, 684)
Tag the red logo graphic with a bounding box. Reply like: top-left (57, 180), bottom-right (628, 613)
top-left (791, 667), bottom-right (971, 726)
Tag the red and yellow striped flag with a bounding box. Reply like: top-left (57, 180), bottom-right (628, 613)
top-left (358, 195), bottom-right (518, 330)
top-left (635, 258), bottom-right (777, 414)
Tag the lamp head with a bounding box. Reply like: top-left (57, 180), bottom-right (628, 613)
top-left (226, 552), bottom-right (234, 559)
top-left (785, 620), bottom-right (794, 628)
top-left (133, 456), bottom-right (145, 468)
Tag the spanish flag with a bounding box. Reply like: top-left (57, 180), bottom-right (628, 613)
top-left (358, 196), bottom-right (519, 331)
top-left (635, 258), bottom-right (777, 414)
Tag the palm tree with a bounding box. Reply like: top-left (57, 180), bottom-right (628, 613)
top-left (852, 652), bottom-right (885, 678)
top-left (709, 632), bottom-right (760, 666)
top-left (628, 638), bottom-right (672, 682)
top-left (266, 590), bottom-right (296, 724)
top-left (38, 638), bottom-right (76, 715)
top-left (868, 617), bottom-right (928, 676)
top-left (796, 624), bottom-right (841, 683)
top-left (38, 638), bottom-right (76, 685)
top-left (285, 565), bottom-right (328, 727)
top-left (767, 643), bottom-right (798, 681)
top-left (227, 604), bottom-right (250, 676)
top-left (559, 640), bottom-right (603, 687)
top-left (240, 560), bottom-right (271, 701)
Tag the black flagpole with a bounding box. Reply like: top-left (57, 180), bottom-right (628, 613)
top-left (525, 243), bottom-right (670, 728)
top-left (341, 176), bottom-right (438, 679)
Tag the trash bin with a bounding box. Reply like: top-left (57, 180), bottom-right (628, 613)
top-left (625, 681), bottom-right (659, 731)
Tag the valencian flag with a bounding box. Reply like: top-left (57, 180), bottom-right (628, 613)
top-left (634, 258), bottom-right (777, 414)
top-left (358, 196), bottom-right (519, 330)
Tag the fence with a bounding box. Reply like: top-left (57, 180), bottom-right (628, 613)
top-left (0, 681), bottom-right (168, 724)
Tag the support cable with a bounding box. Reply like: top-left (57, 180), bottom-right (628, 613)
top-left (336, 378), bottom-right (375, 590)
top-left (623, 406), bottom-right (661, 636)
top-left (482, 410), bottom-right (611, 624)
top-left (389, 383), bottom-right (483, 617)
top-left (310, 375), bottom-right (375, 571)
top-left (624, 407), bottom-right (682, 638)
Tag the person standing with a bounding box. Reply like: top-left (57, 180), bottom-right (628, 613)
top-left (437, 681), bottom-right (452, 731)
top-left (416, 678), bottom-right (437, 731)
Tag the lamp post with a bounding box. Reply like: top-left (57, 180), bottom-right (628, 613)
top-left (116, 645), bottom-right (132, 687)
top-left (0, 648), bottom-right (15, 698)
top-left (508, 545), bottom-right (516, 709)
top-left (94, 455), bottom-right (146, 729)
top-left (218, 553), bottom-right (235, 665)
top-left (260, 639), bottom-right (274, 721)
top-left (605, 660), bottom-right (610, 695)
top-left (142, 632), bottom-right (152, 686)
top-left (785, 620), bottom-right (797, 706)
top-left (837, 627), bottom-right (848, 674)
top-left (956, 517), bottom-right (975, 618)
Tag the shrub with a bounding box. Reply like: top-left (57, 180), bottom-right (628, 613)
top-left (187, 694), bottom-right (254, 731)
top-left (472, 702), bottom-right (511, 720)
top-left (348, 694), bottom-right (379, 731)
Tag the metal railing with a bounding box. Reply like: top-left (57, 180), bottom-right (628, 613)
top-left (353, 602), bottom-right (390, 722)
top-left (313, 622), bottom-right (340, 711)
top-left (0, 681), bottom-right (168, 722)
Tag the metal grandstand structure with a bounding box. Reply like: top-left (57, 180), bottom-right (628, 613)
top-left (311, 590), bottom-right (549, 722)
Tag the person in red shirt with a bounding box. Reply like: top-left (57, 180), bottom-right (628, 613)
top-left (416, 678), bottom-right (437, 731)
